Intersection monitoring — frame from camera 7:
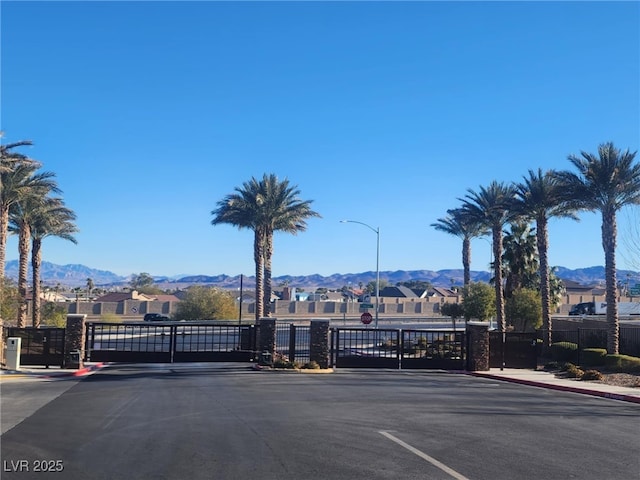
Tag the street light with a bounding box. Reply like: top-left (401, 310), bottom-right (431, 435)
top-left (340, 220), bottom-right (380, 328)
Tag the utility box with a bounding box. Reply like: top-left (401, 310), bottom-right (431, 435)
top-left (6, 337), bottom-right (22, 371)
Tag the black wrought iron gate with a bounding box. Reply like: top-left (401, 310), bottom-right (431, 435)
top-left (85, 322), bottom-right (257, 363)
top-left (331, 328), bottom-right (466, 369)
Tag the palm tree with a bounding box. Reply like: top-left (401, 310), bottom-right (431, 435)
top-left (211, 174), bottom-right (319, 321)
top-left (0, 138), bottom-right (39, 277)
top-left (555, 142), bottom-right (640, 354)
top-left (212, 177), bottom-right (267, 321)
top-left (259, 174), bottom-right (320, 315)
top-left (501, 221), bottom-right (539, 298)
top-left (86, 277), bottom-right (94, 301)
top-left (459, 181), bottom-right (517, 332)
top-left (30, 198), bottom-right (77, 327)
top-left (9, 179), bottom-right (61, 327)
top-left (512, 169), bottom-right (579, 347)
top-left (431, 208), bottom-right (487, 286)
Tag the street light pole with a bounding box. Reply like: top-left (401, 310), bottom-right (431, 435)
top-left (341, 220), bottom-right (380, 329)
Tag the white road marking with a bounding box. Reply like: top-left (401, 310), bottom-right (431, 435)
top-left (379, 431), bottom-right (470, 480)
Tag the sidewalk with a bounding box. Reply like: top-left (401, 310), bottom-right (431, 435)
top-left (468, 368), bottom-right (640, 404)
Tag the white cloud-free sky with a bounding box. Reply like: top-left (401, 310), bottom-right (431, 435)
top-left (2, 1), bottom-right (639, 278)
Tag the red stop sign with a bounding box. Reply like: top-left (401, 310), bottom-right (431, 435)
top-left (361, 312), bottom-right (373, 325)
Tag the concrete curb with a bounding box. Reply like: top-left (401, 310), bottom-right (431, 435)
top-left (466, 371), bottom-right (640, 405)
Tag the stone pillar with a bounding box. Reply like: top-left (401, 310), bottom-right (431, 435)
top-left (309, 319), bottom-right (330, 369)
top-left (258, 318), bottom-right (276, 360)
top-left (64, 314), bottom-right (86, 369)
top-left (466, 321), bottom-right (490, 371)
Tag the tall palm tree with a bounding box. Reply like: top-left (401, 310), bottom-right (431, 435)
top-left (211, 174), bottom-right (319, 321)
top-left (30, 198), bottom-right (77, 327)
top-left (555, 142), bottom-right (640, 354)
top-left (212, 176), bottom-right (266, 321)
top-left (259, 174), bottom-right (320, 316)
top-left (431, 208), bottom-right (487, 286)
top-left (459, 181), bottom-right (517, 332)
top-left (512, 169), bottom-right (579, 347)
top-left (0, 139), bottom-right (39, 277)
top-left (8, 184), bottom-right (58, 326)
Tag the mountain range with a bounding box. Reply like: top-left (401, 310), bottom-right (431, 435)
top-left (4, 260), bottom-right (639, 290)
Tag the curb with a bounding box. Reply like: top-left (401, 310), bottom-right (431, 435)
top-left (466, 372), bottom-right (640, 405)
top-left (43, 363), bottom-right (107, 378)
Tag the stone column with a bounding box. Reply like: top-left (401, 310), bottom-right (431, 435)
top-left (309, 319), bottom-right (330, 369)
top-left (64, 314), bottom-right (86, 369)
top-left (466, 321), bottom-right (490, 371)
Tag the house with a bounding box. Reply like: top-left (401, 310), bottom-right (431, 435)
top-left (94, 290), bottom-right (157, 302)
top-left (378, 286), bottom-right (418, 298)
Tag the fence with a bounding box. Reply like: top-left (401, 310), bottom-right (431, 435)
top-left (540, 327), bottom-right (640, 363)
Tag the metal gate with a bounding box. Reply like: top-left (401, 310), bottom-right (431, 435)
top-left (332, 328), bottom-right (401, 368)
top-left (331, 328), bottom-right (466, 369)
top-left (85, 322), bottom-right (257, 363)
top-left (489, 332), bottom-right (538, 369)
top-left (401, 330), bottom-right (466, 370)
top-left (6, 327), bottom-right (65, 368)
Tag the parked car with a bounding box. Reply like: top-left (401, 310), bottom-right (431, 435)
top-left (143, 313), bottom-right (171, 322)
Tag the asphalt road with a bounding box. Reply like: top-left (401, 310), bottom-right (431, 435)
top-left (1, 364), bottom-right (638, 480)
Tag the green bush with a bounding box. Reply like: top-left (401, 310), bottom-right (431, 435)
top-left (581, 369), bottom-right (604, 381)
top-left (550, 342), bottom-right (578, 362)
top-left (604, 354), bottom-right (640, 373)
top-left (581, 348), bottom-right (608, 367)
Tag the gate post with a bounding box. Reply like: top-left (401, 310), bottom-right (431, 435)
top-left (64, 314), bottom-right (86, 369)
top-left (309, 320), bottom-right (330, 369)
top-left (466, 321), bottom-right (490, 371)
top-left (258, 318), bottom-right (276, 364)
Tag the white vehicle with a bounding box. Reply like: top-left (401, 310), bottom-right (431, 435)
top-left (593, 301), bottom-right (640, 315)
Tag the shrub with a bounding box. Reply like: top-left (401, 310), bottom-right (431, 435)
top-left (604, 354), bottom-right (640, 373)
top-left (581, 348), bottom-right (607, 367)
top-left (581, 369), bottom-right (604, 381)
top-left (302, 361), bottom-right (321, 370)
top-left (544, 361), bottom-right (561, 371)
top-left (550, 342), bottom-right (578, 362)
top-left (564, 363), bottom-right (584, 379)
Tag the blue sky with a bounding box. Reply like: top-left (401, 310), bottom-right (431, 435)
top-left (2, 1), bottom-right (639, 279)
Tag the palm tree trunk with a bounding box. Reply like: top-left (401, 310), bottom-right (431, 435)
top-left (462, 237), bottom-right (471, 286)
top-left (17, 223), bottom-right (31, 327)
top-left (602, 208), bottom-right (619, 354)
top-left (32, 237), bottom-right (42, 328)
top-left (253, 229), bottom-right (264, 322)
top-left (493, 224), bottom-right (505, 332)
top-left (0, 205), bottom-right (8, 278)
top-left (537, 215), bottom-right (552, 347)
top-left (263, 229), bottom-right (273, 317)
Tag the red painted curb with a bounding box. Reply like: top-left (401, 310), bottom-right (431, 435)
top-left (43, 363), bottom-right (106, 379)
top-left (466, 372), bottom-right (640, 405)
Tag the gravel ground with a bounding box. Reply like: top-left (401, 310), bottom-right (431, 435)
top-left (598, 372), bottom-right (640, 388)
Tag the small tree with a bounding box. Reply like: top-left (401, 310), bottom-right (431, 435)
top-left (505, 288), bottom-right (542, 332)
top-left (462, 282), bottom-right (496, 322)
top-left (174, 286), bottom-right (237, 321)
top-left (129, 272), bottom-right (154, 291)
top-left (0, 277), bottom-right (19, 324)
top-left (440, 302), bottom-right (464, 331)
top-left (41, 302), bottom-right (67, 328)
